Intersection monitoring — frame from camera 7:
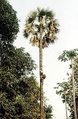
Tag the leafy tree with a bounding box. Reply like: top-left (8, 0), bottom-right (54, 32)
top-left (0, 75), bottom-right (40, 119)
top-left (58, 49), bottom-right (78, 62)
top-left (0, 0), bottom-right (19, 43)
top-left (54, 69), bottom-right (78, 119)
top-left (1, 46), bottom-right (36, 77)
top-left (24, 8), bottom-right (59, 119)
top-left (55, 50), bottom-right (78, 119)
top-left (0, 45), bottom-right (38, 119)
top-left (0, 0), bottom-right (19, 68)
top-left (0, 46), bottom-right (53, 119)
top-left (0, 0), bottom-right (38, 118)
top-left (54, 80), bottom-right (73, 119)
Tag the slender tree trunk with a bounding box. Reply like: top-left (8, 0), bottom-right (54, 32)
top-left (64, 92), bottom-right (68, 119)
top-left (0, 34), bottom-right (2, 66)
top-left (39, 22), bottom-right (44, 119)
top-left (71, 59), bottom-right (77, 119)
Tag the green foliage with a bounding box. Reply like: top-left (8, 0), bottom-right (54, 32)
top-left (0, 43), bottom-right (40, 119)
top-left (0, 45), bottom-right (53, 119)
top-left (0, 41), bottom-right (38, 119)
top-left (45, 105), bottom-right (53, 119)
top-left (0, 42), bottom-right (38, 119)
top-left (58, 49), bottom-right (78, 62)
top-left (55, 79), bottom-right (75, 118)
top-left (55, 53), bottom-right (78, 118)
top-left (0, 75), bottom-right (40, 119)
top-left (0, 0), bottom-right (19, 43)
top-left (0, 0), bottom-right (19, 70)
top-left (1, 46), bottom-right (36, 77)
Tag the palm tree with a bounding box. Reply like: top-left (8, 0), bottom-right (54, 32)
top-left (24, 8), bottom-right (59, 119)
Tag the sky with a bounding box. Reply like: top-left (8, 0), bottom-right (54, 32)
top-left (8, 0), bottom-right (78, 119)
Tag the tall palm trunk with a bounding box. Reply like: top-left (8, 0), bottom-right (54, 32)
top-left (39, 22), bottom-right (44, 119)
top-left (71, 59), bottom-right (77, 119)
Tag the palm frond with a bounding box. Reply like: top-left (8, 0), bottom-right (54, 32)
top-left (38, 8), bottom-right (45, 16)
top-left (27, 11), bottom-right (37, 24)
top-left (30, 33), bottom-right (39, 46)
top-left (35, 41), bottom-right (39, 47)
top-left (28, 17), bottom-right (34, 23)
top-left (30, 36), bottom-right (35, 46)
top-left (30, 11), bottom-right (37, 19)
top-left (23, 29), bottom-right (29, 38)
top-left (45, 9), bottom-right (54, 18)
top-left (42, 41), bottom-right (48, 48)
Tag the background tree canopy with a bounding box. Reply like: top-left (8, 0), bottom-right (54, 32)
top-left (0, 0), bottom-right (19, 43)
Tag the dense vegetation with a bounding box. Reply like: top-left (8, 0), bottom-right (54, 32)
top-left (0, 0), bottom-right (53, 119)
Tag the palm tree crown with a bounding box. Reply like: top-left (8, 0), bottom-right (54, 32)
top-left (24, 8), bottom-right (59, 48)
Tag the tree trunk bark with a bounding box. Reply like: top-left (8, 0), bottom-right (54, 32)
top-left (39, 22), bottom-right (44, 119)
top-left (64, 92), bottom-right (68, 119)
top-left (71, 59), bottom-right (77, 119)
